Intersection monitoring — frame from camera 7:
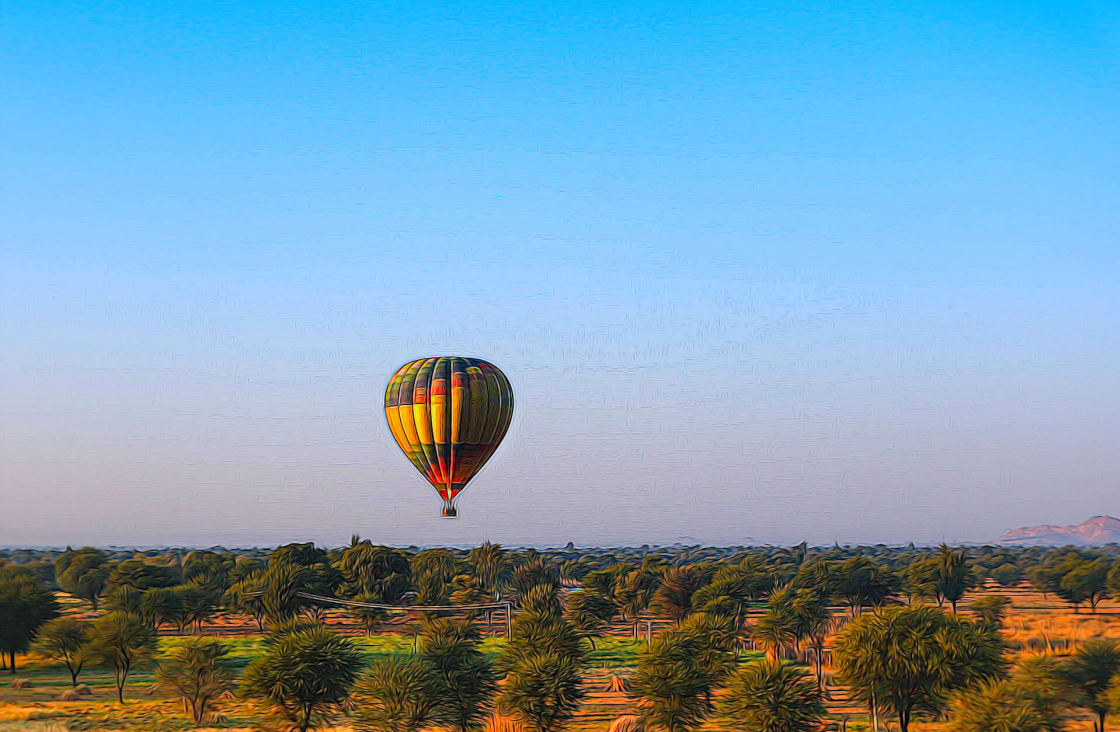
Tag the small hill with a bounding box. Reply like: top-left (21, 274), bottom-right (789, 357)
top-left (999, 516), bottom-right (1120, 546)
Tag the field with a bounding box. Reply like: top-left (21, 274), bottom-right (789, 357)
top-left (2, 581), bottom-right (1117, 732)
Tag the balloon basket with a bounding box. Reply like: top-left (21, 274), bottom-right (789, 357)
top-left (441, 503), bottom-right (458, 518)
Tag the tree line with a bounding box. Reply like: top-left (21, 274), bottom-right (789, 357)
top-left (5, 539), bottom-right (1120, 730)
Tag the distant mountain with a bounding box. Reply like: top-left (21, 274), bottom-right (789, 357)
top-left (999, 516), bottom-right (1120, 546)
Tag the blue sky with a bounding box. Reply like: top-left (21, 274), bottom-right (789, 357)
top-left (2, 0), bottom-right (1118, 547)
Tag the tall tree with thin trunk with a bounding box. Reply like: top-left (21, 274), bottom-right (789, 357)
top-left (85, 612), bottom-right (157, 703)
top-left (31, 617), bottom-right (90, 686)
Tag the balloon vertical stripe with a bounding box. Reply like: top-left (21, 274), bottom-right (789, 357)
top-left (385, 357), bottom-right (514, 516)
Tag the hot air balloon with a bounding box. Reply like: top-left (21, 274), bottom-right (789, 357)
top-left (384, 357), bottom-right (513, 517)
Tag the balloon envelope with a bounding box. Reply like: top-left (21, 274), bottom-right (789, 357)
top-left (384, 357), bottom-right (513, 516)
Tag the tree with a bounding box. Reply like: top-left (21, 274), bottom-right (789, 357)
top-left (971, 595), bottom-right (1012, 629)
top-left (1058, 559), bottom-right (1110, 614)
top-left (650, 565), bottom-right (712, 624)
top-left (85, 612), bottom-right (157, 703)
top-left (753, 590), bottom-right (799, 662)
top-left (411, 548), bottom-right (461, 606)
top-left (225, 568), bottom-right (268, 630)
top-left (140, 586), bottom-right (187, 631)
top-left (1027, 565), bottom-right (1062, 600)
top-left (0, 566), bottom-right (60, 673)
top-left (156, 637), bottom-right (236, 724)
top-left (55, 547), bottom-right (109, 610)
top-left (564, 589), bottom-right (616, 650)
top-left (947, 679), bottom-right (1062, 732)
top-left (31, 617), bottom-right (90, 686)
top-left (936, 545), bottom-right (974, 613)
top-left (716, 660), bottom-right (826, 732)
top-left (421, 617), bottom-right (498, 732)
top-left (789, 589), bottom-right (833, 688)
top-left (105, 558), bottom-right (179, 593)
top-left (1063, 640), bottom-right (1120, 732)
top-left (992, 563), bottom-right (1023, 588)
top-left (334, 538), bottom-right (412, 602)
top-left (1012, 654), bottom-right (1078, 726)
top-left (467, 541), bottom-right (512, 599)
top-left (831, 557), bottom-right (898, 615)
top-left (499, 652), bottom-right (585, 732)
top-left (498, 585), bottom-right (587, 732)
top-left (833, 604), bottom-right (1005, 732)
top-left (262, 560), bottom-right (322, 624)
top-left (344, 593), bottom-right (388, 635)
top-left (615, 561), bottom-right (665, 638)
top-left (467, 541), bottom-right (513, 629)
top-left (509, 554), bottom-right (562, 600)
top-left (241, 624), bottom-right (363, 732)
top-left (904, 547), bottom-right (976, 612)
top-left (352, 658), bottom-right (450, 732)
top-left (676, 612), bottom-right (738, 708)
top-left (181, 550), bottom-right (234, 594)
top-left (631, 624), bottom-right (713, 732)
top-left (176, 582), bottom-right (221, 633)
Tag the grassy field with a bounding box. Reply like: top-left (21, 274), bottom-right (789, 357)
top-left (2, 585), bottom-right (1116, 731)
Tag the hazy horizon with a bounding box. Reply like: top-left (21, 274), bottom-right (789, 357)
top-left (3, 0), bottom-right (1118, 548)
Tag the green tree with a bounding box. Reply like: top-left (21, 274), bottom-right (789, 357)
top-left (156, 637), bottom-right (236, 724)
top-left (262, 561), bottom-right (322, 624)
top-left (650, 565), bottom-right (712, 624)
top-left (411, 548), bottom-right (461, 606)
top-left (352, 657), bottom-right (450, 732)
top-left (753, 589), bottom-right (800, 662)
top-left (31, 617), bottom-right (90, 686)
top-left (347, 593), bottom-right (390, 635)
top-left (55, 547), bottom-right (109, 610)
top-left (947, 679), bottom-right (1062, 732)
top-left (631, 624), bottom-right (712, 732)
top-left (563, 589), bottom-right (616, 650)
top-left (1012, 654), bottom-right (1077, 726)
top-left (105, 558), bottom-right (179, 592)
top-left (831, 557), bottom-right (898, 615)
top-left (176, 582), bottom-right (221, 633)
top-left (971, 595), bottom-right (1012, 629)
top-left (1063, 640), bottom-right (1120, 732)
top-left (789, 589), bottom-right (833, 688)
top-left (139, 586), bottom-right (187, 631)
top-left (86, 612), bottom-right (157, 703)
top-left (241, 624), bottom-right (363, 732)
top-left (0, 566), bottom-right (60, 673)
top-left (992, 563), bottom-right (1023, 588)
top-left (225, 568), bottom-right (268, 630)
top-left (1058, 559), bottom-right (1110, 614)
top-left (499, 652), bottom-right (586, 732)
top-left (498, 584), bottom-right (587, 732)
top-left (716, 660), bottom-right (826, 732)
top-left (421, 617), bottom-right (498, 732)
top-left (833, 604), bottom-right (1005, 732)
top-left (334, 538), bottom-right (412, 601)
top-left (181, 550), bottom-right (234, 593)
top-left (615, 561), bottom-right (665, 638)
top-left (1027, 565), bottom-right (1062, 600)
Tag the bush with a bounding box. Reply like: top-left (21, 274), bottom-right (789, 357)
top-left (156, 637), bottom-right (236, 723)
